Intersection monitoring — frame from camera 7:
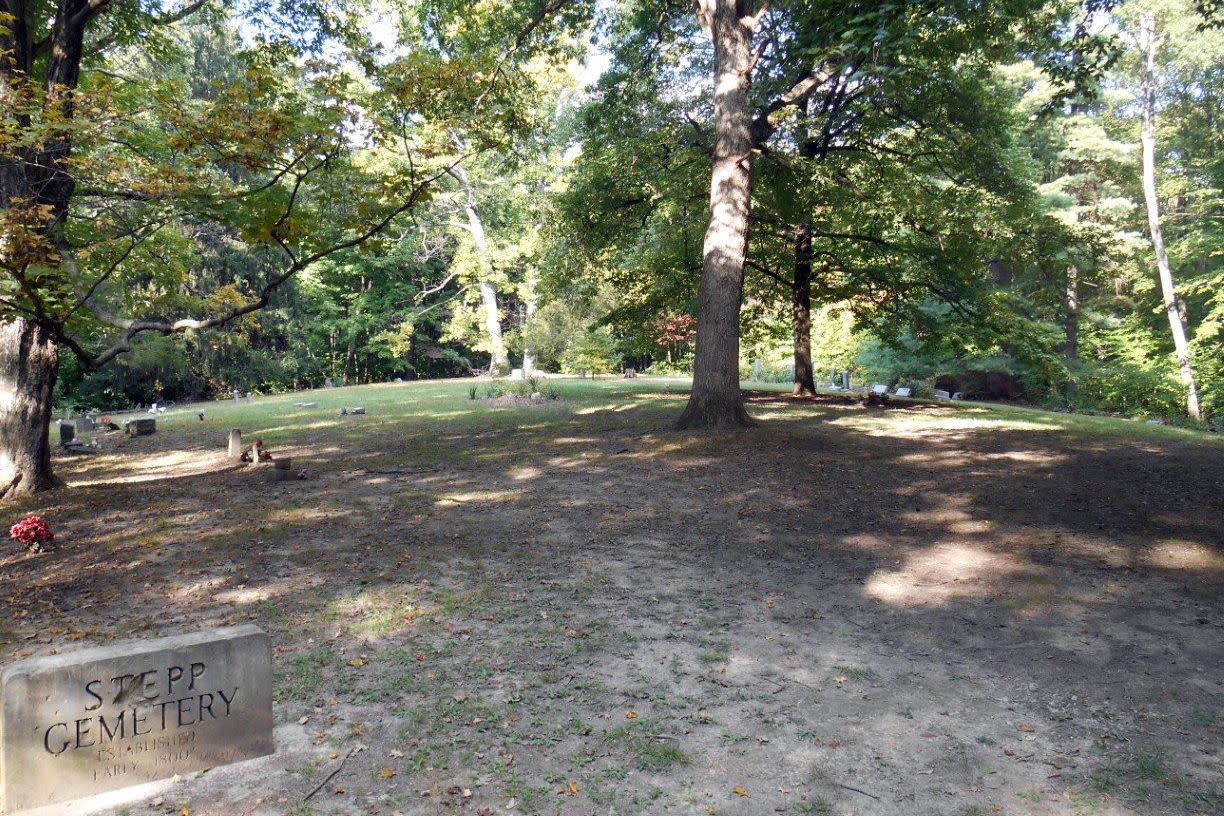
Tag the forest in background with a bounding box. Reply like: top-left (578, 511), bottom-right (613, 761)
top-left (12, 0), bottom-right (1222, 427)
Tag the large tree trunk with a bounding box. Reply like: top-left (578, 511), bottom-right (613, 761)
top-left (0, 320), bottom-right (62, 498)
top-left (678, 0), bottom-right (757, 429)
top-left (1140, 15), bottom-right (1202, 420)
top-left (451, 164), bottom-right (509, 375)
top-left (791, 222), bottom-right (816, 396)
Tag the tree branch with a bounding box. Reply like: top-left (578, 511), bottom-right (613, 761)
top-left (62, 158), bottom-right (463, 370)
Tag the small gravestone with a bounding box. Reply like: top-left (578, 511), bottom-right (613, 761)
top-left (934, 389), bottom-right (951, 400)
top-left (270, 458), bottom-right (294, 482)
top-left (623, 368), bottom-right (636, 378)
top-left (871, 383), bottom-right (888, 395)
top-left (895, 386), bottom-right (912, 398)
top-left (324, 378), bottom-right (334, 388)
top-left (0, 625), bottom-right (273, 813)
top-left (59, 421), bottom-right (76, 447)
top-left (509, 368), bottom-right (523, 380)
top-left (841, 371), bottom-right (851, 390)
top-left (227, 429), bottom-right (243, 460)
top-left (129, 418), bottom-right (156, 436)
top-left (350, 406), bottom-right (366, 415)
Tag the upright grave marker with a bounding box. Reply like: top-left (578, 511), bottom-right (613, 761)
top-left (0, 625), bottom-right (273, 813)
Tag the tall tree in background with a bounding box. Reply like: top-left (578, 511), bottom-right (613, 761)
top-left (449, 162), bottom-right (510, 374)
top-left (1138, 12), bottom-right (1203, 419)
top-left (672, 0), bottom-right (1117, 428)
top-left (0, 0), bottom-right (585, 496)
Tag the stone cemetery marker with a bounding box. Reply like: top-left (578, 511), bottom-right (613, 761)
top-left (0, 625), bottom-right (273, 812)
top-left (895, 387), bottom-right (912, 398)
top-left (129, 418), bottom-right (156, 436)
top-left (270, 458), bottom-right (294, 482)
top-left (227, 429), bottom-right (243, 460)
top-left (59, 421), bottom-right (76, 447)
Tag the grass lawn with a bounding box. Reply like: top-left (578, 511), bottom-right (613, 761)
top-left (3, 377), bottom-right (1221, 816)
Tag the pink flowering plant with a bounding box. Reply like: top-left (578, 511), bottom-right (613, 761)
top-left (10, 516), bottom-right (54, 552)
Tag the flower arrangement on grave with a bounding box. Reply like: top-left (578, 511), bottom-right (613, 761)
top-left (240, 438), bottom-right (274, 463)
top-left (10, 516), bottom-right (54, 552)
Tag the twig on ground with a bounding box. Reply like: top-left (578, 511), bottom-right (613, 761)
top-left (304, 747), bottom-right (357, 802)
top-left (832, 781), bottom-right (880, 800)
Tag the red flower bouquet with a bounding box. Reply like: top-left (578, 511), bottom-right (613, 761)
top-left (11, 516), bottom-right (54, 552)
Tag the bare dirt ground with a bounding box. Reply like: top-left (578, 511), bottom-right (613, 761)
top-left (3, 382), bottom-right (1221, 816)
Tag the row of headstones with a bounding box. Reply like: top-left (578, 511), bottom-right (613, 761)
top-left (59, 416), bottom-right (153, 448)
top-left (870, 383), bottom-right (913, 398)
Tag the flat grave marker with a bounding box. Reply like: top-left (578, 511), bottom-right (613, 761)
top-left (0, 625), bottom-right (273, 813)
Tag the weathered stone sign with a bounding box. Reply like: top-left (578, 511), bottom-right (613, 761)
top-left (128, 418), bottom-right (156, 436)
top-left (0, 625), bottom-right (273, 813)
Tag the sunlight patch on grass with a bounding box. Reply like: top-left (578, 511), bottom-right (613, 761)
top-left (863, 543), bottom-right (1030, 607)
top-left (435, 489), bottom-right (522, 506)
top-left (829, 413), bottom-right (1054, 436)
top-left (331, 586), bottom-right (420, 640)
top-left (1142, 540), bottom-right (1224, 572)
top-left (68, 450), bottom-right (229, 487)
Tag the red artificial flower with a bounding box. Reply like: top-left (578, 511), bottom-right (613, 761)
top-left (10, 516), bottom-right (53, 548)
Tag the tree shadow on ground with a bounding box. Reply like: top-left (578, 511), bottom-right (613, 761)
top-left (2, 386), bottom-right (1221, 815)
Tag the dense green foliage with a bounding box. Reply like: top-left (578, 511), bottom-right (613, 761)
top-left (27, 0), bottom-right (1220, 425)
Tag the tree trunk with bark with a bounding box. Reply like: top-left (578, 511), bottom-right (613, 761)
top-left (1139, 15), bottom-right (1202, 420)
top-left (451, 165), bottom-right (509, 375)
top-left (791, 221), bottom-right (816, 396)
top-left (678, 0), bottom-right (757, 429)
top-left (0, 0), bottom-right (85, 497)
top-left (0, 320), bottom-right (62, 498)
top-left (522, 270), bottom-right (538, 375)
